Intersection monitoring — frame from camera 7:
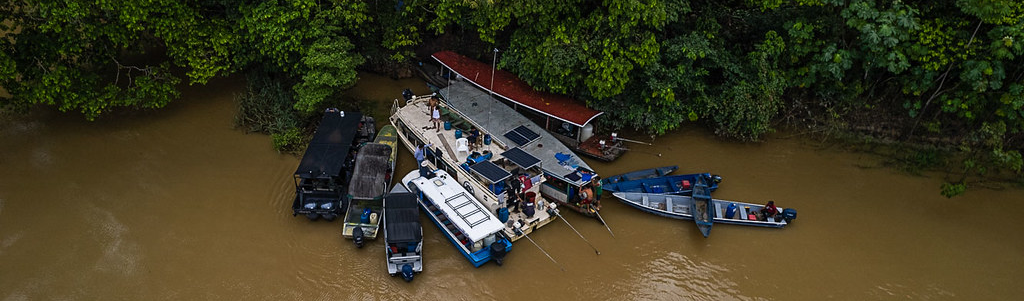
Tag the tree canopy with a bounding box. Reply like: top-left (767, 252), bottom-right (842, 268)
top-left (2, 0), bottom-right (1021, 194)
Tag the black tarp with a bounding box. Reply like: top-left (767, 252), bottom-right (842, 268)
top-left (385, 192), bottom-right (422, 243)
top-left (347, 143), bottom-right (393, 199)
top-left (294, 111), bottom-right (363, 179)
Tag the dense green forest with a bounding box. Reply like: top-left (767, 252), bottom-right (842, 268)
top-left (2, 0), bottom-right (1022, 195)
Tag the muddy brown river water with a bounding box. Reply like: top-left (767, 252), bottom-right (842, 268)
top-left (2, 74), bottom-right (1022, 300)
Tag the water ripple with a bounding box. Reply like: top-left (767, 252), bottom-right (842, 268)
top-left (622, 248), bottom-right (753, 300)
top-left (86, 203), bottom-right (142, 277)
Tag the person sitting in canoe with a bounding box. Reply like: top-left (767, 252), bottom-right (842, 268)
top-left (760, 201), bottom-right (779, 220)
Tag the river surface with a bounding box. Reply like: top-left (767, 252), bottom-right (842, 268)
top-left (1, 73), bottom-right (1022, 300)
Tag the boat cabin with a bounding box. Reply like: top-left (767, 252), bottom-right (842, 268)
top-left (430, 51), bottom-right (625, 161)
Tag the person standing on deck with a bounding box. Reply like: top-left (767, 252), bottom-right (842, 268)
top-left (428, 96), bottom-right (442, 132)
top-left (414, 143), bottom-right (432, 166)
top-left (579, 184), bottom-right (593, 209)
top-left (592, 176), bottom-right (603, 205)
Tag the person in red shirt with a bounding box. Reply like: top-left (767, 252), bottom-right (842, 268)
top-left (760, 201), bottom-right (779, 220)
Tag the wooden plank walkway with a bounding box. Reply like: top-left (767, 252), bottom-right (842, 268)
top-left (437, 132), bottom-right (457, 160)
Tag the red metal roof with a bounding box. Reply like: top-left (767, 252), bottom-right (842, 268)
top-left (431, 51), bottom-right (603, 127)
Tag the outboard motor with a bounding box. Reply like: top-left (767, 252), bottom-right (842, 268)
top-left (353, 226), bottom-right (365, 248)
top-left (489, 240), bottom-right (507, 266)
top-left (304, 202), bottom-right (320, 220)
top-left (319, 202), bottom-right (336, 221)
top-left (711, 174), bottom-right (723, 184)
top-left (401, 264), bottom-right (414, 282)
top-left (782, 208), bottom-right (798, 223)
top-left (402, 88), bottom-right (414, 101)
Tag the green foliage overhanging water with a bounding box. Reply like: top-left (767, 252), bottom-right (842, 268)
top-left (1, 0), bottom-right (1021, 195)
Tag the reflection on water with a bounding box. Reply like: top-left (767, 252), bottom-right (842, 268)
top-left (1, 74), bottom-right (1022, 300)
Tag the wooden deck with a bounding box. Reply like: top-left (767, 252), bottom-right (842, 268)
top-left (390, 95), bottom-right (558, 242)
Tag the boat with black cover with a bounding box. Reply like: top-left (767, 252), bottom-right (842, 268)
top-left (383, 184), bottom-right (423, 281)
top-left (291, 109), bottom-right (375, 221)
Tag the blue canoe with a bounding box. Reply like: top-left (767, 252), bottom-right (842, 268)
top-left (601, 165), bottom-right (678, 184)
top-left (690, 177), bottom-right (714, 237)
top-left (602, 173), bottom-right (722, 195)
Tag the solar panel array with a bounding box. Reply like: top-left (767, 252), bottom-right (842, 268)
top-left (469, 160), bottom-right (512, 183)
top-left (503, 125), bottom-right (540, 146)
top-left (501, 147), bottom-right (541, 170)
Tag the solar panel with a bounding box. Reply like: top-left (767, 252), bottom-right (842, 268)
top-left (503, 130), bottom-right (530, 146)
top-left (501, 147), bottom-right (541, 170)
top-left (513, 125), bottom-right (540, 141)
top-left (469, 160), bottom-right (512, 183)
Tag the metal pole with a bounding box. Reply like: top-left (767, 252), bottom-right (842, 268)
top-left (489, 48), bottom-right (498, 124)
top-left (595, 210), bottom-right (615, 238)
top-left (515, 226), bottom-right (565, 272)
top-left (552, 208), bottom-right (600, 255)
top-left (490, 48), bottom-right (498, 98)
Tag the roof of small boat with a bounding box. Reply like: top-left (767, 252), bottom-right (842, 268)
top-left (385, 185), bottom-right (421, 243)
top-left (432, 50), bottom-right (603, 127)
top-left (294, 110), bottom-right (363, 178)
top-left (347, 143), bottom-right (393, 200)
top-left (404, 170), bottom-right (504, 243)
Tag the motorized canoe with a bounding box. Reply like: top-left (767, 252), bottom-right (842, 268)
top-left (602, 173), bottom-right (722, 195)
top-left (602, 165), bottom-right (678, 184)
top-left (610, 192), bottom-right (797, 229)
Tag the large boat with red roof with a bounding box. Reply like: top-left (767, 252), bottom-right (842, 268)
top-left (426, 51), bottom-right (626, 162)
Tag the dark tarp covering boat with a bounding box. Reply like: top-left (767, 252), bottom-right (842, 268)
top-left (295, 111), bottom-right (363, 179)
top-left (385, 184), bottom-right (423, 280)
top-left (385, 191), bottom-right (422, 244)
top-left (347, 143), bottom-right (393, 200)
top-left (291, 110), bottom-right (369, 220)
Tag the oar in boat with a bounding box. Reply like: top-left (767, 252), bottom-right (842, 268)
top-left (514, 223), bottom-right (565, 272)
top-left (549, 206), bottom-right (600, 255)
top-left (594, 210), bottom-right (615, 238)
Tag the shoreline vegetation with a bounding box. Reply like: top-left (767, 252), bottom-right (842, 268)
top-left (2, 1), bottom-right (1021, 196)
